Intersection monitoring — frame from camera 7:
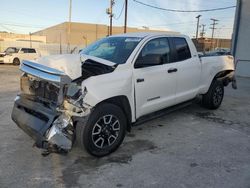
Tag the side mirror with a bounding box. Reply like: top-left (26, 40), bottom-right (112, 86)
top-left (135, 54), bottom-right (162, 68)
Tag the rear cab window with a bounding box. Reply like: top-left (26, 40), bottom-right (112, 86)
top-left (172, 37), bottom-right (191, 61)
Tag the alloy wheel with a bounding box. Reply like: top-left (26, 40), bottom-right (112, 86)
top-left (91, 115), bottom-right (120, 149)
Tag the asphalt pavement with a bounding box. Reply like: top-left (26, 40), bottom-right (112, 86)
top-left (0, 65), bottom-right (250, 188)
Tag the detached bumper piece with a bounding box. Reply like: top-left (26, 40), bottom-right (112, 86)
top-left (11, 96), bottom-right (74, 155)
top-left (217, 71), bottom-right (237, 89)
top-left (12, 96), bottom-right (56, 148)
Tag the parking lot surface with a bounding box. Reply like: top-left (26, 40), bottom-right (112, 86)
top-left (0, 65), bottom-right (250, 188)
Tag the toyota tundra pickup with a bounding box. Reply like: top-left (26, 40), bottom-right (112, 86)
top-left (11, 32), bottom-right (236, 156)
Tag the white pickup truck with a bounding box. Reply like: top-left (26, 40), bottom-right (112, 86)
top-left (11, 32), bottom-right (236, 156)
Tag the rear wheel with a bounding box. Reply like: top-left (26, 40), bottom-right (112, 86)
top-left (202, 80), bottom-right (224, 109)
top-left (13, 58), bottom-right (20, 65)
top-left (76, 103), bottom-right (126, 157)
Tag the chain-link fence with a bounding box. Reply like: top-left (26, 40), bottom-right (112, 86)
top-left (0, 41), bottom-right (85, 56)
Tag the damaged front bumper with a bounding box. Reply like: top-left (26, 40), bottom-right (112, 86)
top-left (11, 60), bottom-right (91, 153)
top-left (12, 95), bottom-right (58, 149)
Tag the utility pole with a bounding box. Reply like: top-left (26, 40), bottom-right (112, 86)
top-left (59, 33), bottom-right (62, 54)
top-left (124, 0), bottom-right (128, 33)
top-left (106, 0), bottom-right (115, 36)
top-left (200, 24), bottom-right (206, 52)
top-left (82, 35), bottom-right (87, 47)
top-left (210, 18), bottom-right (219, 51)
top-left (195, 15), bottom-right (201, 40)
top-left (29, 32), bottom-right (32, 48)
top-left (68, 0), bottom-right (72, 53)
top-left (200, 24), bottom-right (206, 38)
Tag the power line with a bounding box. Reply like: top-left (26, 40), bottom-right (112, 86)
top-left (0, 24), bottom-right (16, 33)
top-left (148, 21), bottom-right (196, 27)
top-left (114, 1), bottom-right (125, 20)
top-left (0, 23), bottom-right (45, 28)
top-left (133, 0), bottom-right (236, 13)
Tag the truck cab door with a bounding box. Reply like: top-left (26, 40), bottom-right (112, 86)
top-left (133, 37), bottom-right (177, 119)
top-left (170, 37), bottom-right (201, 103)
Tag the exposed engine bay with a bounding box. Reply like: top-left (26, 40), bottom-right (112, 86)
top-left (11, 56), bottom-right (116, 155)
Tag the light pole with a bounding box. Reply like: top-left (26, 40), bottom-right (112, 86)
top-left (195, 15), bottom-right (202, 40)
top-left (210, 18), bottom-right (219, 51)
top-left (68, 0), bottom-right (72, 53)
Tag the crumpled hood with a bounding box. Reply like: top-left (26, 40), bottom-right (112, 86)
top-left (35, 54), bottom-right (82, 80)
top-left (35, 54), bottom-right (116, 80)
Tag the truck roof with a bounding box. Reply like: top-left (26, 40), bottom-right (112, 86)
top-left (110, 32), bottom-right (187, 39)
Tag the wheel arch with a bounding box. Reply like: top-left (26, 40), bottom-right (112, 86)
top-left (96, 95), bottom-right (132, 132)
top-left (213, 69), bottom-right (234, 86)
top-left (202, 69), bottom-right (234, 94)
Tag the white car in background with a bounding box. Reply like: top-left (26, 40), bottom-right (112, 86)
top-left (0, 47), bottom-right (40, 65)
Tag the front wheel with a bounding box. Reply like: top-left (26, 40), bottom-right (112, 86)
top-left (202, 80), bottom-right (224, 109)
top-left (13, 58), bottom-right (20, 65)
top-left (76, 103), bottom-right (126, 157)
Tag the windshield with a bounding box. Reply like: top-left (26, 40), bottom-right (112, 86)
top-left (4, 47), bottom-right (19, 54)
top-left (81, 37), bottom-right (142, 64)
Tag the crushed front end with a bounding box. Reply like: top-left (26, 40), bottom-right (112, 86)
top-left (11, 60), bottom-right (91, 154)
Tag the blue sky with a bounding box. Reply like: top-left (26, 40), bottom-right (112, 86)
top-left (0, 0), bottom-right (236, 38)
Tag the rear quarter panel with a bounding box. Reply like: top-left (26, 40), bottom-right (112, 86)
top-left (199, 55), bottom-right (235, 94)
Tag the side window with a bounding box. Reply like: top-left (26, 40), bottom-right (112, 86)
top-left (21, 48), bottom-right (29, 53)
top-left (135, 38), bottom-right (171, 68)
top-left (28, 49), bottom-right (36, 53)
top-left (172, 38), bottom-right (191, 61)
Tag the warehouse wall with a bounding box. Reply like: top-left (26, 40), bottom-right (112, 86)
top-left (232, 0), bottom-right (250, 77)
top-left (33, 22), bottom-right (177, 46)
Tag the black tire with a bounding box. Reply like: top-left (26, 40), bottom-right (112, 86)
top-left (13, 58), bottom-right (20, 65)
top-left (76, 103), bottom-right (127, 157)
top-left (202, 79), bottom-right (224, 109)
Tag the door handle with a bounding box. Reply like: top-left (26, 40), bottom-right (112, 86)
top-left (136, 78), bottom-right (144, 83)
top-left (167, 68), bottom-right (178, 73)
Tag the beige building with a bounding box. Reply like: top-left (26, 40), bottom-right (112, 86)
top-left (0, 32), bottom-right (47, 52)
top-left (192, 37), bottom-right (231, 52)
top-left (33, 22), bottom-right (177, 46)
top-left (0, 22), bottom-right (177, 54)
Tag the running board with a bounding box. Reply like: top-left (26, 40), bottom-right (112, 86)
top-left (132, 99), bottom-right (195, 126)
